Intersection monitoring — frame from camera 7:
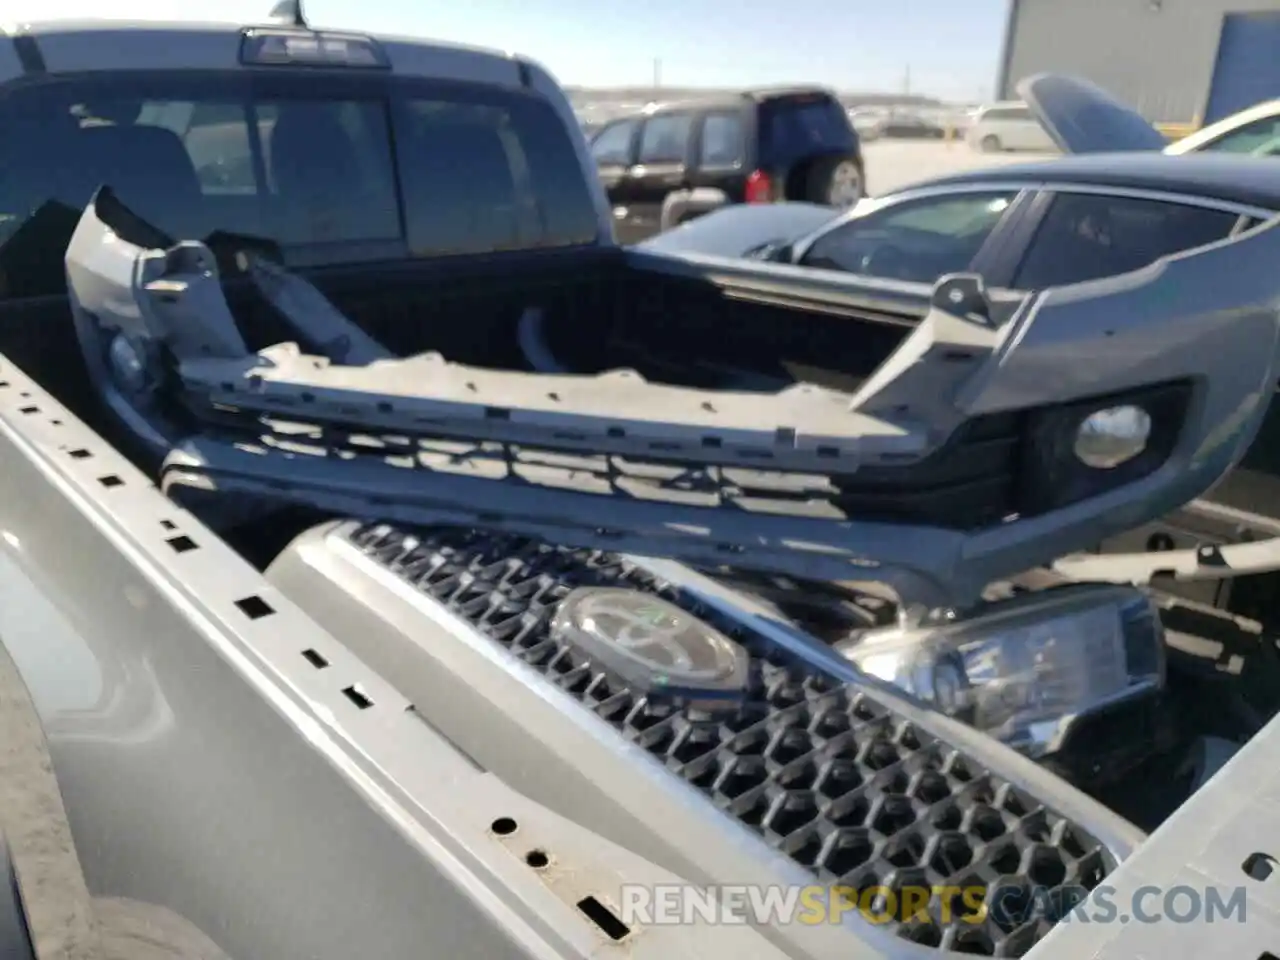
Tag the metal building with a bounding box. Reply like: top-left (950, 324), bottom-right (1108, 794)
top-left (997, 0), bottom-right (1280, 125)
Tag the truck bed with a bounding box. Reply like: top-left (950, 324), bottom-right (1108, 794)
top-left (235, 247), bottom-right (913, 392)
top-left (0, 244), bottom-right (915, 461)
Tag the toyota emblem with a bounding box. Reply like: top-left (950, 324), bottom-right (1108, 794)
top-left (551, 587), bottom-right (750, 704)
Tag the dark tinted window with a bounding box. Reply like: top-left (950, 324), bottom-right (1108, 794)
top-left (801, 191), bottom-right (1015, 282)
top-left (0, 83), bottom-right (399, 260)
top-left (760, 94), bottom-right (856, 163)
top-left (180, 98), bottom-right (402, 245)
top-left (638, 114), bottom-right (694, 163)
top-left (262, 99), bottom-right (402, 245)
top-left (1013, 192), bottom-right (1238, 289)
top-left (590, 118), bottom-right (638, 164)
top-left (0, 74), bottom-right (598, 299)
top-left (398, 95), bottom-right (599, 256)
top-left (699, 113), bottom-right (745, 166)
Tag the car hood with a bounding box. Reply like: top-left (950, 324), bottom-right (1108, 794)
top-left (635, 202), bottom-right (838, 258)
top-left (1017, 73), bottom-right (1168, 154)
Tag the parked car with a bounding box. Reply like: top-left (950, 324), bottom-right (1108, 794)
top-left (587, 87), bottom-right (865, 242)
top-left (642, 72), bottom-right (1280, 606)
top-left (1165, 97), bottom-right (1280, 156)
top-left (869, 112), bottom-right (946, 139)
top-left (847, 107), bottom-right (885, 139)
top-left (644, 152), bottom-right (1270, 293)
top-left (644, 77), bottom-right (1257, 293)
top-left (966, 99), bottom-right (1056, 152)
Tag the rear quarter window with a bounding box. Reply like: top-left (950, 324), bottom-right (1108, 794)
top-left (1013, 191), bottom-right (1239, 290)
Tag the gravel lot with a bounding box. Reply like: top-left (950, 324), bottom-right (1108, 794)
top-left (863, 140), bottom-right (1058, 196)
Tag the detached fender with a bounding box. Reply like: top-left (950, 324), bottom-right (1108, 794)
top-left (659, 187), bottom-right (729, 231)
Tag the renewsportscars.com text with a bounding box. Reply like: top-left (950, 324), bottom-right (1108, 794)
top-left (618, 882), bottom-right (1248, 926)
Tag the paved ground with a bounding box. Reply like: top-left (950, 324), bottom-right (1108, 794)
top-left (863, 140), bottom-right (1058, 196)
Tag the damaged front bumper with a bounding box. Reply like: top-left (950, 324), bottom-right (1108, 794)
top-left (65, 190), bottom-right (1280, 607)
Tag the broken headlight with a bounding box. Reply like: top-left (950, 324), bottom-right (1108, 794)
top-left (834, 584), bottom-right (1165, 758)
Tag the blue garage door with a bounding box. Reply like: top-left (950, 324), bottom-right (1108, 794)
top-left (1205, 11), bottom-right (1280, 124)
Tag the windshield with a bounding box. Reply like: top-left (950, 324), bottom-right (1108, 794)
top-left (800, 193), bottom-right (1013, 282)
top-left (0, 72), bottom-right (600, 298)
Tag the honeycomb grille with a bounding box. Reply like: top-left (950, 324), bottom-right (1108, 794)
top-left (349, 522), bottom-right (1114, 956)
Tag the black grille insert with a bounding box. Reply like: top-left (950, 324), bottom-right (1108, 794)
top-left (349, 522), bottom-right (1114, 956)
top-left (189, 408), bottom-right (1021, 532)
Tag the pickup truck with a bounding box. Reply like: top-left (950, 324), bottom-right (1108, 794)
top-left (2, 15), bottom-right (1280, 960)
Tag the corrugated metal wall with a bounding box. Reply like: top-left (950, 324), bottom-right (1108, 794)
top-left (999, 0), bottom-right (1280, 123)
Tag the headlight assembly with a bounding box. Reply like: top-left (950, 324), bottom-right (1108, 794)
top-left (834, 583), bottom-right (1165, 759)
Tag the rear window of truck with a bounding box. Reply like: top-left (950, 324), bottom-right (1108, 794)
top-left (0, 71), bottom-right (600, 296)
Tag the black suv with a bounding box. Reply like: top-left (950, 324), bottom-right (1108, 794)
top-left (588, 87), bottom-right (865, 243)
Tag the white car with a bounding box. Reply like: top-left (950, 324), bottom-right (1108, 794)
top-left (966, 100), bottom-right (1057, 152)
top-left (847, 107), bottom-right (885, 139)
top-left (1165, 98), bottom-right (1280, 156)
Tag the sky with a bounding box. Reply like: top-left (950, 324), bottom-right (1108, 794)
top-left (7, 0), bottom-right (1010, 101)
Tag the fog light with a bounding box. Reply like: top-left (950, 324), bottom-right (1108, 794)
top-left (834, 585), bottom-right (1164, 758)
top-left (107, 333), bottom-right (152, 394)
top-left (1073, 404), bottom-right (1152, 468)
